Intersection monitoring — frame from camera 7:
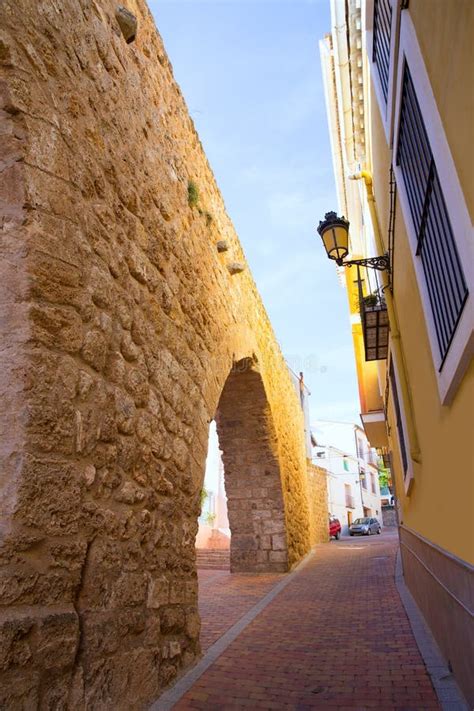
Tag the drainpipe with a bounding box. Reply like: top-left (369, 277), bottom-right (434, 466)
top-left (331, 1), bottom-right (357, 173)
top-left (348, 170), bottom-right (422, 465)
top-left (354, 427), bottom-right (365, 512)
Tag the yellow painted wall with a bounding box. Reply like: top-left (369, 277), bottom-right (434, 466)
top-left (409, 0), bottom-right (474, 221)
top-left (345, 260), bottom-right (384, 415)
top-left (369, 68), bottom-right (474, 565)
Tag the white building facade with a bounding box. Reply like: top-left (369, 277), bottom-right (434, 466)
top-left (313, 423), bottom-right (383, 534)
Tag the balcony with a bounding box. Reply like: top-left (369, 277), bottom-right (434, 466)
top-left (361, 293), bottom-right (389, 361)
top-left (360, 410), bottom-right (388, 448)
top-left (368, 450), bottom-right (379, 466)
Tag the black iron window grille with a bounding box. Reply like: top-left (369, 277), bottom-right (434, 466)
top-left (389, 361), bottom-right (408, 478)
top-left (360, 292), bottom-right (390, 361)
top-left (373, 0), bottom-right (392, 103)
top-left (396, 63), bottom-right (468, 367)
top-left (357, 266), bottom-right (389, 362)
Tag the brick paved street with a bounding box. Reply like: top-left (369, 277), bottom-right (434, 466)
top-left (198, 569), bottom-right (286, 652)
top-left (174, 531), bottom-right (440, 710)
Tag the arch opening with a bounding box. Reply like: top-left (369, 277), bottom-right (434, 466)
top-left (209, 358), bottom-right (289, 573)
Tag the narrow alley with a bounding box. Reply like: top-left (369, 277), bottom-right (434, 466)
top-left (154, 531), bottom-right (442, 710)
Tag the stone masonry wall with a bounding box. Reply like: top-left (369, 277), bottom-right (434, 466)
top-left (307, 464), bottom-right (329, 546)
top-left (0, 1), bottom-right (327, 707)
top-left (216, 359), bottom-right (289, 573)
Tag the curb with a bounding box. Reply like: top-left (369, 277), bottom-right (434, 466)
top-left (395, 548), bottom-right (468, 711)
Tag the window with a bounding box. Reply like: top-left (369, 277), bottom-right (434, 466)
top-left (345, 484), bottom-right (355, 509)
top-left (396, 63), bottom-right (469, 367)
top-left (371, 472), bottom-right (376, 494)
top-left (389, 360), bottom-right (408, 477)
top-left (372, 0), bottom-right (392, 102)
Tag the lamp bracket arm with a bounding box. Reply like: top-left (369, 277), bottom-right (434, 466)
top-left (338, 254), bottom-right (391, 272)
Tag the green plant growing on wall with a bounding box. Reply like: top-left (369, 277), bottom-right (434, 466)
top-left (187, 180), bottom-right (199, 208)
top-left (378, 468), bottom-right (390, 488)
top-left (205, 511), bottom-right (216, 526)
top-left (200, 487), bottom-right (208, 510)
top-left (363, 293), bottom-right (378, 307)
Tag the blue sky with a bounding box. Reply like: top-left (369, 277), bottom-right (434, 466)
top-left (149, 0), bottom-right (360, 427)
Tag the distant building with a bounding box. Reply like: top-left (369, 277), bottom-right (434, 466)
top-left (313, 423), bottom-right (382, 533)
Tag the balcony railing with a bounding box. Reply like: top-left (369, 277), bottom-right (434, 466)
top-left (360, 293), bottom-right (389, 361)
top-left (368, 450), bottom-right (379, 466)
top-left (345, 495), bottom-right (356, 509)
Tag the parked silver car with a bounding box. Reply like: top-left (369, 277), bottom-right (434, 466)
top-left (349, 517), bottom-right (381, 536)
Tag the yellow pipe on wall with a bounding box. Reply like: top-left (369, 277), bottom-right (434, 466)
top-left (350, 170), bottom-right (422, 465)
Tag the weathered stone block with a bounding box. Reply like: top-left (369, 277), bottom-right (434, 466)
top-left (0, 669), bottom-right (39, 709)
top-left (0, 614), bottom-right (34, 671)
top-left (147, 577), bottom-right (169, 609)
top-left (30, 304), bottom-right (83, 353)
top-left (82, 330), bottom-right (107, 372)
top-left (145, 611), bottom-right (161, 646)
top-left (121, 332), bottom-right (139, 362)
top-left (115, 390), bottom-right (136, 435)
top-left (37, 611), bottom-right (79, 670)
top-left (81, 613), bottom-right (120, 658)
top-left (49, 540), bottom-right (88, 571)
top-left (38, 669), bottom-right (74, 710)
top-left (185, 580), bottom-right (198, 603)
top-left (15, 456), bottom-right (82, 536)
top-left (185, 610), bottom-right (200, 640)
top-left (118, 609), bottom-right (146, 637)
top-left (111, 573), bottom-right (148, 608)
top-left (114, 481), bottom-right (146, 505)
top-left (125, 367), bottom-right (149, 407)
top-left (169, 582), bottom-right (186, 604)
top-left (160, 606), bottom-right (185, 634)
top-left (261, 519), bottom-right (286, 535)
top-left (271, 533), bottom-right (287, 551)
top-left (231, 534), bottom-right (258, 551)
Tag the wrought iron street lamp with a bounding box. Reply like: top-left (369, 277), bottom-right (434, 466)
top-left (317, 211), bottom-right (390, 272)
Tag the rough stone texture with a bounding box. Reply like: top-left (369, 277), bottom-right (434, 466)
top-left (0, 1), bottom-right (326, 707)
top-left (307, 464), bottom-right (329, 546)
top-left (216, 360), bottom-right (289, 573)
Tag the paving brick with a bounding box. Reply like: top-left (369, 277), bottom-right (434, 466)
top-left (172, 532), bottom-right (440, 709)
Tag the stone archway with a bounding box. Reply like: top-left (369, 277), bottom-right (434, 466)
top-left (0, 1), bottom-right (327, 707)
top-left (216, 358), bottom-right (288, 573)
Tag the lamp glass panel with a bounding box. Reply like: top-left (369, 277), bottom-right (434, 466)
top-left (322, 225), bottom-right (348, 261)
